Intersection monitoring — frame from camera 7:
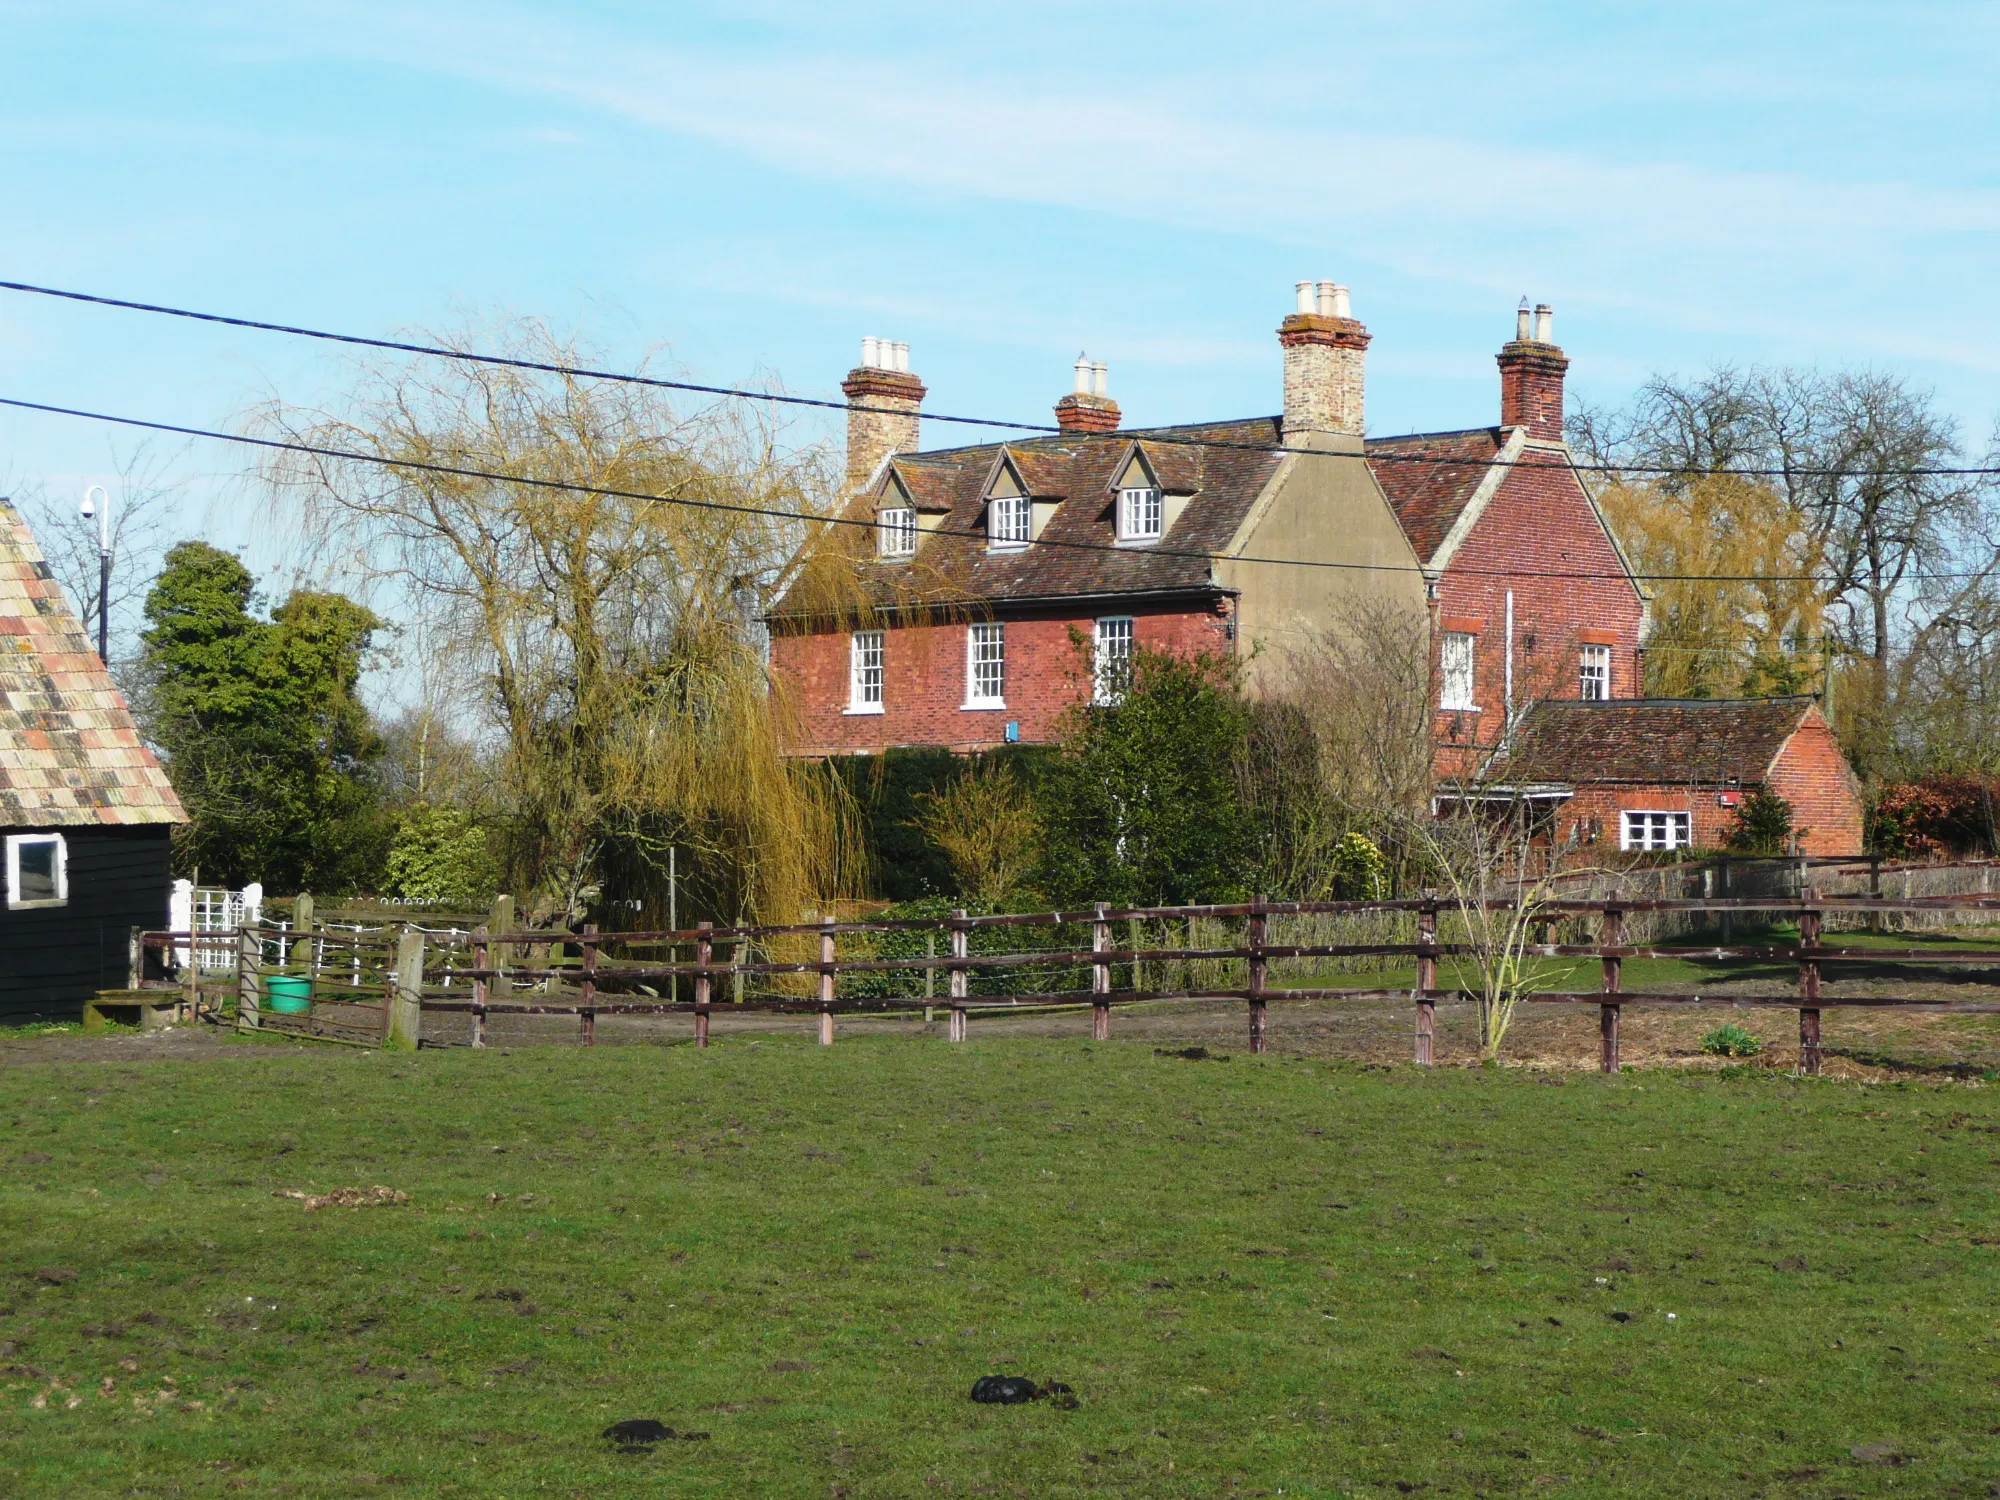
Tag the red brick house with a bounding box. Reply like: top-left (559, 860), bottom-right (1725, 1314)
top-left (767, 289), bottom-right (1656, 771)
top-left (1497, 697), bottom-right (1864, 855)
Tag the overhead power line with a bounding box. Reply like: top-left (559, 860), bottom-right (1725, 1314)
top-left (3, 391), bottom-right (1993, 587)
top-left (5, 276), bottom-right (1998, 481)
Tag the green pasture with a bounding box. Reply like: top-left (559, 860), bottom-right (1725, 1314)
top-left (0, 1037), bottom-right (1995, 1496)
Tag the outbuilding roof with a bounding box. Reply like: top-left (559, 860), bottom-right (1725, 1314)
top-left (1500, 697), bottom-right (1827, 787)
top-left (0, 500), bottom-right (185, 827)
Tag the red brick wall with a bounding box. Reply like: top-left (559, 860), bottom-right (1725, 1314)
top-left (772, 603), bottom-right (1232, 755)
top-left (1433, 450), bottom-right (1645, 770)
top-left (1552, 785), bottom-right (1739, 853)
top-left (1764, 711), bottom-right (1866, 855)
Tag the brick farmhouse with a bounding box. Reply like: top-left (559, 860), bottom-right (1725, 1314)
top-left (766, 286), bottom-right (1865, 855)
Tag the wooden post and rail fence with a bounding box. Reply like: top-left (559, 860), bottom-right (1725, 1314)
top-left (130, 889), bottom-right (2000, 1072)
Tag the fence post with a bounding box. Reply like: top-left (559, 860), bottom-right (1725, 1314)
top-left (924, 929), bottom-right (936, 1024)
top-left (488, 895), bottom-right (514, 1003)
top-left (948, 909), bottom-right (968, 1043)
top-left (471, 925), bottom-right (489, 1049)
top-left (579, 923), bottom-right (598, 1047)
top-left (1247, 900), bottom-right (1268, 1055)
top-left (1091, 902), bottom-right (1112, 1041)
top-left (818, 916), bottom-right (836, 1046)
top-left (694, 922), bottom-right (713, 1049)
top-left (1718, 857), bottom-right (1732, 945)
top-left (1798, 891), bottom-right (1823, 1076)
top-left (1599, 906), bottom-right (1623, 1073)
top-left (1414, 897), bottom-right (1437, 1066)
top-left (387, 927), bottom-right (424, 1050)
top-left (235, 924), bottom-right (261, 1033)
top-left (1129, 916), bottom-right (1144, 995)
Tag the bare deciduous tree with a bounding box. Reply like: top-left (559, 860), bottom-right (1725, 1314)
top-left (914, 761), bottom-right (1043, 905)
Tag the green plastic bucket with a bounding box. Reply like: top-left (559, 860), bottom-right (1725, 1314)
top-left (263, 974), bottom-right (312, 1015)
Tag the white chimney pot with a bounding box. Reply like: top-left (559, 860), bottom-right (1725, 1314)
top-left (1092, 360), bottom-right (1108, 397)
top-left (1515, 300), bottom-right (1532, 342)
top-left (1534, 305), bottom-right (1553, 343)
top-left (861, 336), bottom-right (879, 368)
top-left (1295, 280), bottom-right (1315, 315)
top-left (1332, 284), bottom-right (1351, 319)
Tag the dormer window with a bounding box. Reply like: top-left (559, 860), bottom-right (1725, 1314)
top-left (1118, 486), bottom-right (1163, 543)
top-left (878, 507), bottom-right (917, 558)
top-left (989, 494), bottom-right (1031, 549)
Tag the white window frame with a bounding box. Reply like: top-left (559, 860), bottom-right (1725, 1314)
top-left (877, 507), bottom-right (917, 559)
top-left (988, 494), bottom-right (1030, 550)
top-left (1093, 616), bottom-right (1135, 704)
top-left (1620, 811), bottom-right (1691, 851)
top-left (1439, 631), bottom-right (1477, 711)
top-left (965, 622), bottom-right (1006, 708)
top-left (1579, 644), bottom-right (1611, 701)
top-left (1117, 486), bottom-right (1164, 543)
top-left (847, 630), bottom-right (885, 714)
top-left (6, 832), bottom-right (67, 909)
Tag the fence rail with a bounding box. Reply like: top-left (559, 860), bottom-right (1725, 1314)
top-left (133, 886), bottom-right (2000, 1073)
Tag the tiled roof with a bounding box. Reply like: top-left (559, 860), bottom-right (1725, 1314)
top-left (1501, 697), bottom-right (1823, 787)
top-left (0, 500), bottom-right (186, 827)
top-left (1363, 427), bottom-right (1503, 565)
top-left (811, 418), bottom-right (1289, 611)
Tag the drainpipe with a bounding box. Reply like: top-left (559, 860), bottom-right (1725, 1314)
top-left (1503, 589), bottom-right (1515, 740)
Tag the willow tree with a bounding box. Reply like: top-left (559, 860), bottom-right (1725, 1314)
top-left (1598, 473), bottom-right (1832, 700)
top-left (259, 321), bottom-right (863, 927)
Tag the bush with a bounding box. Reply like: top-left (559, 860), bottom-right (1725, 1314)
top-left (1871, 774), bottom-right (2000, 858)
top-left (385, 803), bottom-right (497, 907)
top-left (1329, 832), bottom-right (1389, 900)
top-left (837, 897), bottom-right (1090, 1003)
top-left (1724, 791), bottom-right (1795, 854)
top-left (1701, 1022), bottom-right (1763, 1058)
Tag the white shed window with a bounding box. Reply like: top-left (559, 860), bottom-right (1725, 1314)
top-left (1118, 486), bottom-right (1163, 542)
top-left (988, 495), bottom-right (1030, 549)
top-left (966, 622), bottom-right (1006, 706)
top-left (1621, 811), bottom-right (1691, 851)
top-left (1580, 644), bottom-right (1611, 700)
top-left (848, 630), bottom-right (884, 712)
top-left (878, 507), bottom-right (917, 558)
top-left (1094, 616), bottom-right (1135, 704)
top-left (6, 833), bottom-right (66, 908)
top-left (1440, 631), bottom-right (1477, 710)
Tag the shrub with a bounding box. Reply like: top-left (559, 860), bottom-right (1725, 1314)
top-left (385, 803), bottom-right (496, 907)
top-left (1329, 832), bottom-right (1389, 900)
top-left (1871, 774), bottom-right (1999, 858)
top-left (1724, 791), bottom-right (1795, 854)
top-left (1701, 1022), bottom-right (1763, 1058)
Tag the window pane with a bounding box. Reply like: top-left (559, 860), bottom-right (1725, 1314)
top-left (1094, 617), bottom-right (1134, 704)
top-left (1580, 645), bottom-right (1610, 701)
top-left (15, 840), bottom-right (57, 902)
top-left (1120, 488), bottom-right (1162, 540)
top-left (1440, 632), bottom-right (1476, 709)
top-left (990, 496), bottom-right (1029, 546)
top-left (878, 508), bottom-right (916, 557)
top-left (850, 631), bottom-right (884, 706)
top-left (969, 623), bottom-right (1006, 704)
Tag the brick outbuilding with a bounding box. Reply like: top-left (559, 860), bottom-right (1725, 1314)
top-left (1496, 696), bottom-right (1864, 856)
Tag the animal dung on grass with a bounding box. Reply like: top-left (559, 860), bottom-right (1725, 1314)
top-left (969, 1376), bottom-right (1078, 1409)
top-left (1154, 1047), bottom-right (1227, 1061)
top-left (601, 1418), bottom-right (709, 1447)
top-left (275, 1186), bottom-right (409, 1212)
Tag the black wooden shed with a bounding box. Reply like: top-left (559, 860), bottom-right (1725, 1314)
top-left (0, 499), bottom-right (185, 1022)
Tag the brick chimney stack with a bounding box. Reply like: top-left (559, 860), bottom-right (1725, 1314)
top-left (843, 337), bottom-right (925, 490)
top-left (1278, 279), bottom-right (1370, 443)
top-left (1054, 354), bottom-right (1120, 433)
top-left (1497, 300), bottom-right (1568, 441)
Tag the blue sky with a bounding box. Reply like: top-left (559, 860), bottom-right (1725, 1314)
top-left (3, 1), bottom-right (1998, 659)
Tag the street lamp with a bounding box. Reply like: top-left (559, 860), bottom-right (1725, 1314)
top-left (79, 485), bottom-right (110, 665)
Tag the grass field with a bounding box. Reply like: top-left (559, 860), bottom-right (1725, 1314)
top-left (1, 1036), bottom-right (1996, 1497)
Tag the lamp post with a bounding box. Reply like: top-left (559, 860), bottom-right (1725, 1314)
top-left (79, 485), bottom-right (110, 665)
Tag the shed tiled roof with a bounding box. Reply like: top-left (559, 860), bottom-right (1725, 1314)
top-left (1363, 427), bottom-right (1503, 565)
top-left (0, 500), bottom-right (186, 827)
top-left (1500, 697), bottom-right (1823, 787)
top-left (814, 418), bottom-right (1289, 611)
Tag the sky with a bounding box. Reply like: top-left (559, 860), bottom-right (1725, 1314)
top-left (3, 0), bottom-right (1998, 673)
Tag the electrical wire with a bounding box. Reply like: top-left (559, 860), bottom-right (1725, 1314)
top-left (6, 276), bottom-right (1997, 480)
top-left (3, 391), bottom-right (1993, 587)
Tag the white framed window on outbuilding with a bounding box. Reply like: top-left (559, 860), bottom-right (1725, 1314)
top-left (1621, 811), bottom-right (1690, 851)
top-left (6, 832), bottom-right (67, 909)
